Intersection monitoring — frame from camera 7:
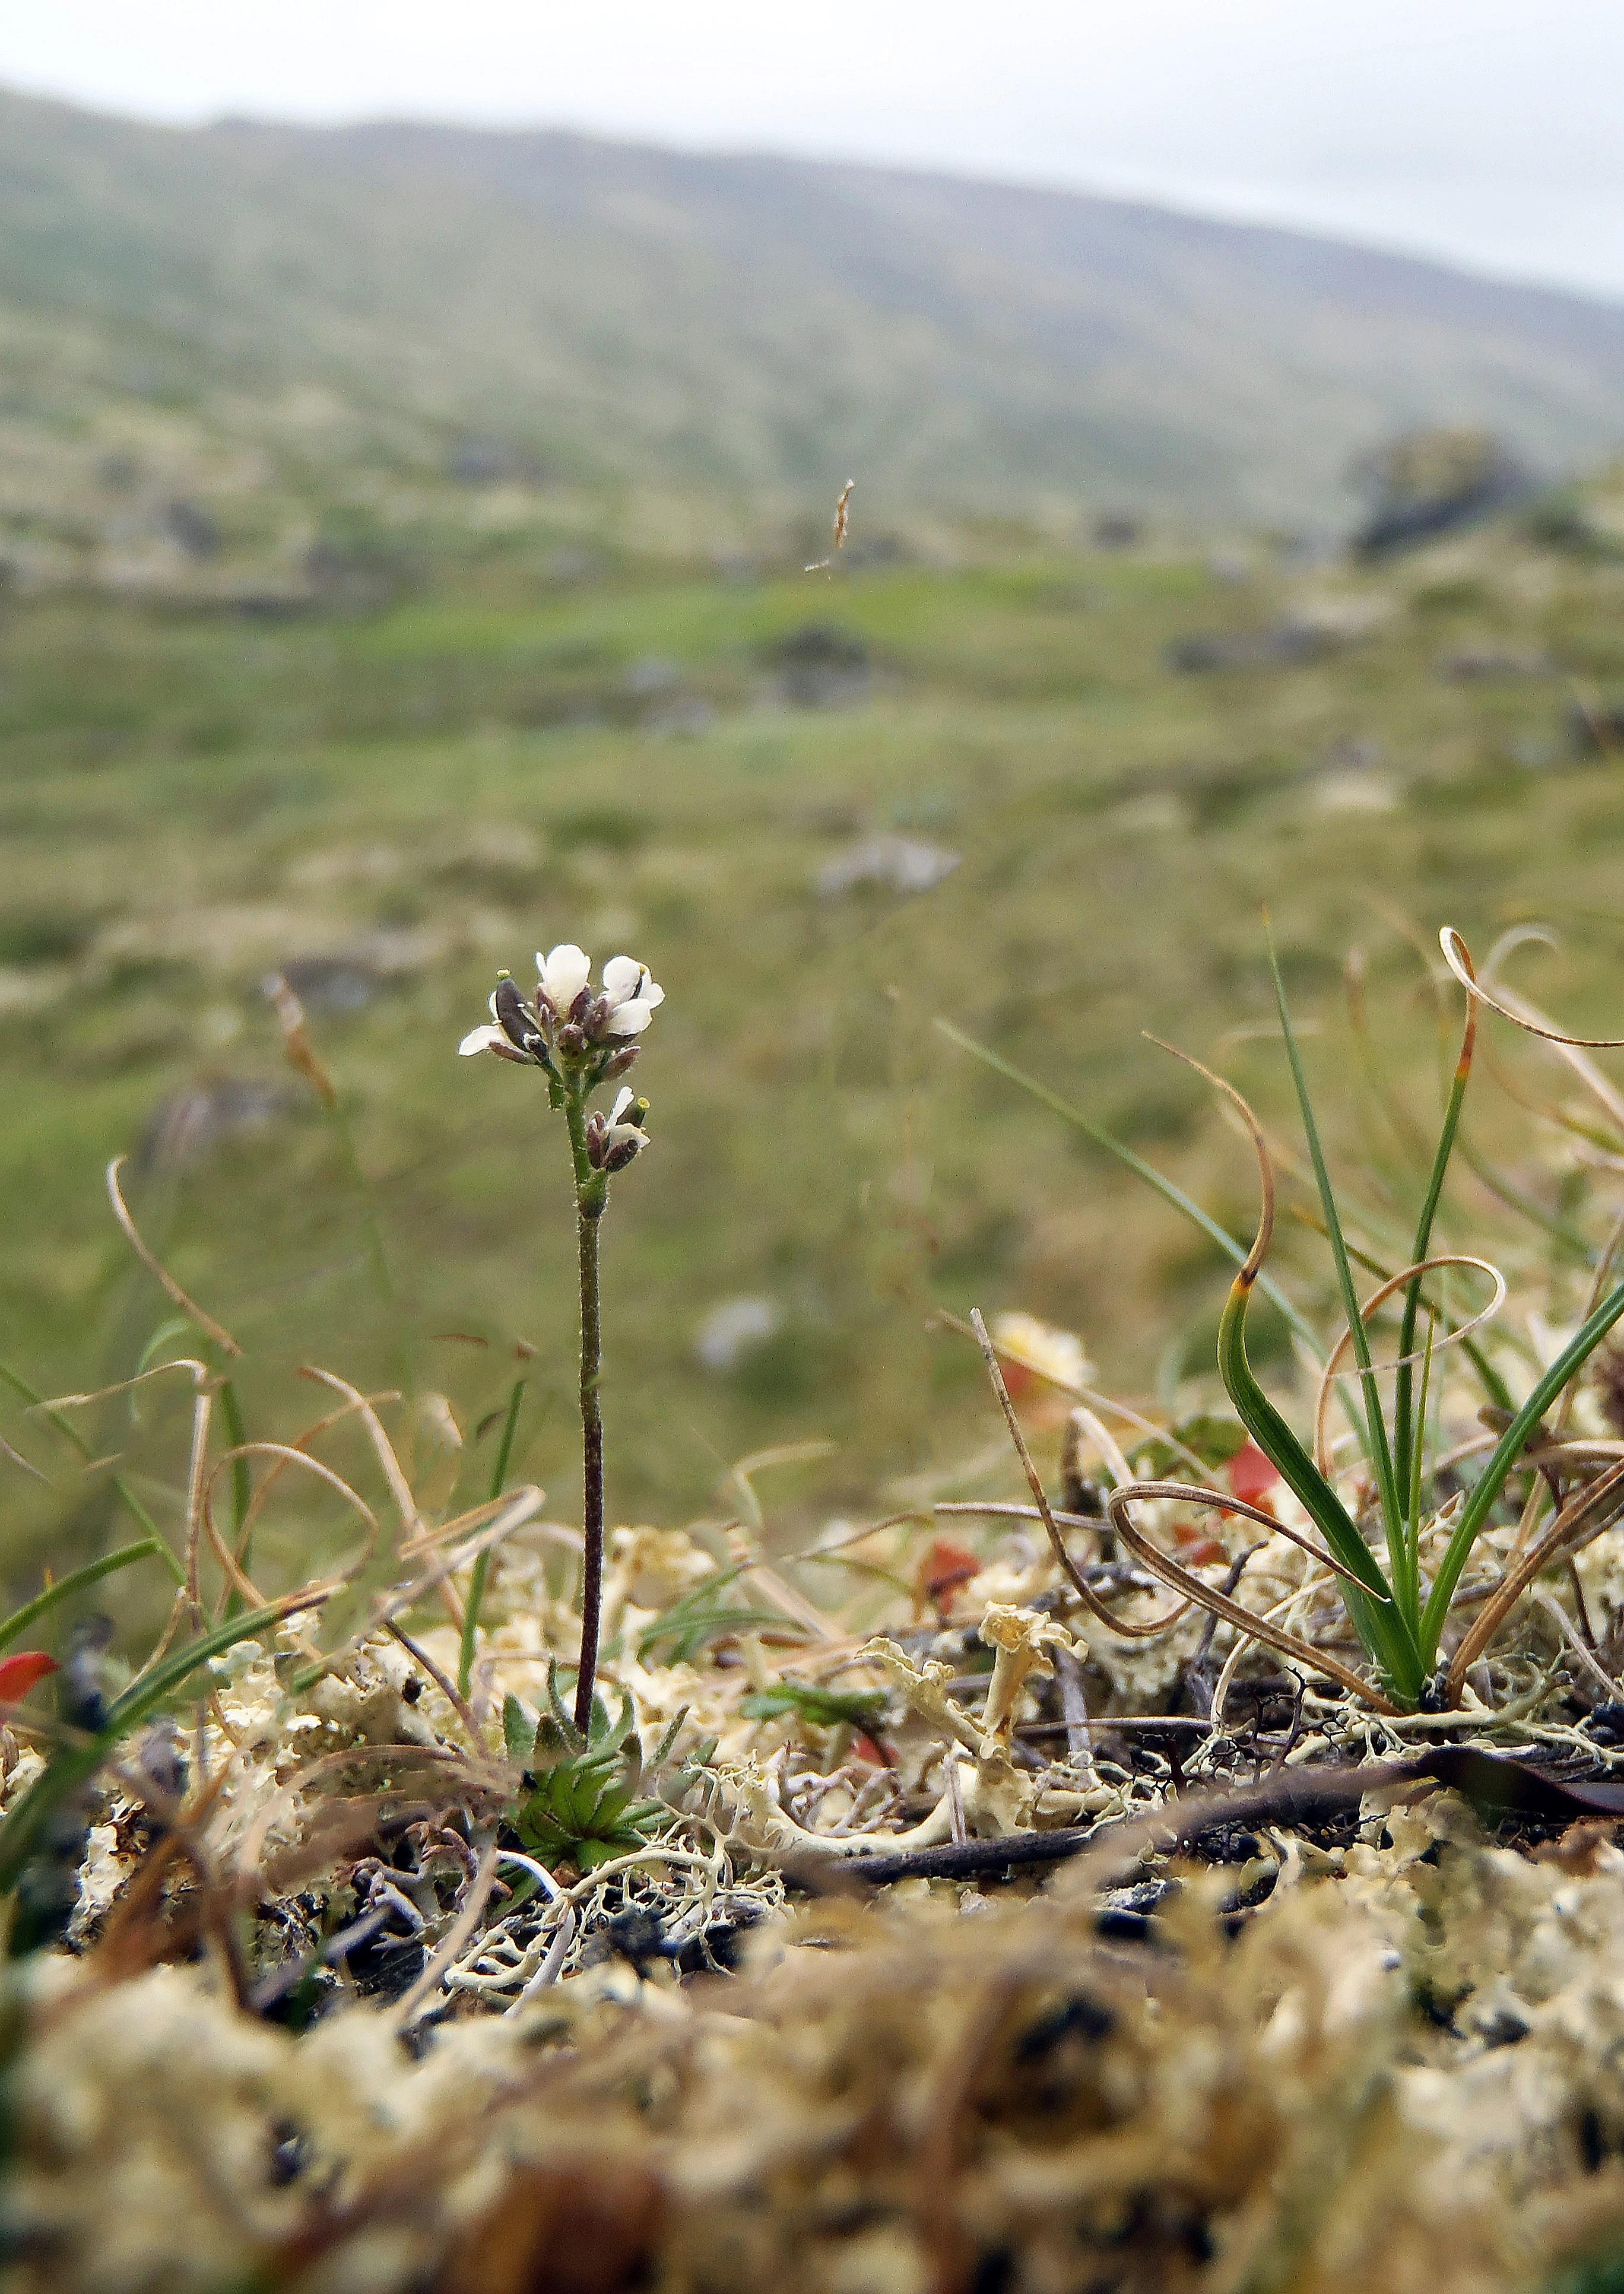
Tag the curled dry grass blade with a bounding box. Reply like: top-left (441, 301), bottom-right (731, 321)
top-left (104, 1156), bottom-right (240, 1359)
top-left (1442, 926), bottom-right (1624, 1053)
top-left (1102, 1481), bottom-right (1398, 1714)
top-left (1312, 1252), bottom-right (1507, 1474)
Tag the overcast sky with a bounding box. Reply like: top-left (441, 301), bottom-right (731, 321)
top-left (6, 1), bottom-right (1623, 302)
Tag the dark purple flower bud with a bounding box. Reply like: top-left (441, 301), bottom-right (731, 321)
top-left (567, 987), bottom-right (592, 1024)
top-left (603, 1136), bottom-right (644, 1174)
top-left (556, 1022), bottom-right (586, 1056)
top-left (602, 1043), bottom-right (640, 1080)
top-left (584, 1112), bottom-right (608, 1169)
top-left (493, 976), bottom-right (536, 1053)
top-left (582, 994), bottom-right (612, 1041)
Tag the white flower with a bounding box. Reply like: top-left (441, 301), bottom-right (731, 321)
top-left (537, 943), bottom-right (592, 1016)
top-left (991, 1311), bottom-right (1093, 1393)
top-left (586, 1084), bottom-right (651, 1172)
top-left (600, 955), bottom-right (665, 1036)
top-left (458, 945), bottom-right (664, 1069)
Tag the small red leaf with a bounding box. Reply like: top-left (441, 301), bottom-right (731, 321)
top-left (919, 1537), bottom-right (981, 1600)
top-left (1229, 1440), bottom-right (1279, 1506)
top-left (0, 1651), bottom-right (58, 1702)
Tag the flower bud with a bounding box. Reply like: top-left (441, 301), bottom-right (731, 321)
top-left (604, 1135), bottom-right (645, 1174)
top-left (584, 1112), bottom-right (608, 1169)
top-left (493, 976), bottom-right (535, 1052)
top-left (602, 1045), bottom-right (640, 1080)
top-left (567, 987), bottom-right (592, 1024)
top-left (556, 1023), bottom-right (586, 1055)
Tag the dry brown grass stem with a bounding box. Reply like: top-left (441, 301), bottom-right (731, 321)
top-left (104, 1154), bottom-right (240, 1357)
top-left (201, 1441), bottom-right (380, 1614)
top-left (932, 1306), bottom-right (1214, 1476)
top-left (300, 1366), bottom-right (424, 1533)
top-left (969, 1306), bottom-right (1185, 1639)
top-left (1105, 1482), bottom-right (1398, 1712)
top-left (183, 1385), bottom-right (212, 1617)
top-left (383, 1619), bottom-right (485, 1746)
top-left (1143, 1034), bottom-right (1276, 1284)
top-left (302, 1489), bottom-right (544, 1691)
top-left (1445, 1454), bottom-right (1624, 1702)
top-left (228, 1388), bottom-right (398, 1570)
top-left (1454, 923), bottom-right (1624, 1063)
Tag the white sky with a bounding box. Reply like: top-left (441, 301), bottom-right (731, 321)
top-left (6, 1), bottom-right (1623, 301)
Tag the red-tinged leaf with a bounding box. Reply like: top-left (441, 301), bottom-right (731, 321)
top-left (1174, 1532), bottom-right (1227, 1569)
top-left (918, 1538), bottom-right (981, 1613)
top-left (0, 1651), bottom-right (58, 1701)
top-left (1229, 1439), bottom-right (1279, 1505)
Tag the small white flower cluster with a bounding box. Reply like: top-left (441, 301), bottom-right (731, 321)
top-left (459, 944), bottom-right (664, 1074)
top-left (585, 1087), bottom-right (650, 1174)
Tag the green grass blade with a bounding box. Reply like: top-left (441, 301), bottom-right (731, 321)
top-left (935, 1020), bottom-right (1321, 1354)
top-left (1420, 1272), bottom-right (1624, 1658)
top-left (1265, 929), bottom-right (1406, 1588)
top-left (0, 1541), bottom-right (167, 1653)
top-left (1218, 1278), bottom-right (1422, 1702)
top-left (1394, 1000), bottom-right (1474, 1523)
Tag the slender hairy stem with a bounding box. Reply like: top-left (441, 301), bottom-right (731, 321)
top-left (564, 1093), bottom-right (609, 1733)
top-left (458, 1373), bottom-right (526, 1697)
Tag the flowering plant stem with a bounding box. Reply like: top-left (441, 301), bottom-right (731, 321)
top-left (564, 1090), bottom-right (610, 1733)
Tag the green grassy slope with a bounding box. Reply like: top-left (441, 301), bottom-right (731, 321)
top-left (3, 87), bottom-right (1624, 529)
top-left (1, 494), bottom-right (1622, 1597)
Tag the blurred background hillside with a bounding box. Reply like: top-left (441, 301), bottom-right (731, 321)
top-left (2, 12), bottom-right (1623, 1587)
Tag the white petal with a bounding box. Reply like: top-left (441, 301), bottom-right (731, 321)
top-left (601, 955), bottom-right (643, 1006)
top-left (638, 979), bottom-right (665, 1010)
top-left (459, 1025), bottom-right (508, 1056)
top-left (541, 943), bottom-right (591, 1005)
top-left (610, 1086), bottom-right (636, 1122)
top-left (604, 1002), bottom-right (653, 1036)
